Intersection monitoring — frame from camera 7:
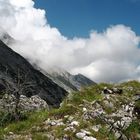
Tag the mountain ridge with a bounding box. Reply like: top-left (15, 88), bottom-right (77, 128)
top-left (40, 67), bottom-right (96, 93)
top-left (0, 31), bottom-right (96, 93)
top-left (0, 40), bottom-right (68, 107)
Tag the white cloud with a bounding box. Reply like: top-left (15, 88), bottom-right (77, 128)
top-left (0, 0), bottom-right (140, 83)
top-left (10, 0), bottom-right (34, 8)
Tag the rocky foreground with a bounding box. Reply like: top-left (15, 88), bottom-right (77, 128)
top-left (0, 81), bottom-right (140, 140)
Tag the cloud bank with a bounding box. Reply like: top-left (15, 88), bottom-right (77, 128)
top-left (0, 0), bottom-right (140, 83)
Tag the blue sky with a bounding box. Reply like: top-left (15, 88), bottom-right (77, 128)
top-left (35, 0), bottom-right (140, 38)
top-left (1, 0), bottom-right (140, 82)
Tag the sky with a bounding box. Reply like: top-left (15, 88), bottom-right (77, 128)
top-left (35, 0), bottom-right (140, 38)
top-left (0, 0), bottom-right (140, 83)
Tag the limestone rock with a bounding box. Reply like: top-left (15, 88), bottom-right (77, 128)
top-left (70, 121), bottom-right (79, 126)
top-left (76, 132), bottom-right (86, 139)
top-left (83, 136), bottom-right (96, 140)
top-left (92, 125), bottom-right (101, 132)
top-left (0, 94), bottom-right (48, 113)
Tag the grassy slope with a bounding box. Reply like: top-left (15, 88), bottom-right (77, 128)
top-left (0, 81), bottom-right (140, 140)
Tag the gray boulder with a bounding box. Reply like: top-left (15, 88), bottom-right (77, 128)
top-left (0, 94), bottom-right (48, 113)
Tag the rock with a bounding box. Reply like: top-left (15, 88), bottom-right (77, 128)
top-left (63, 134), bottom-right (70, 140)
top-left (68, 116), bottom-right (74, 122)
top-left (50, 121), bottom-right (57, 126)
top-left (45, 119), bottom-right (57, 126)
top-left (70, 121), bottom-right (79, 126)
top-left (83, 136), bottom-right (97, 140)
top-left (81, 129), bottom-right (91, 135)
top-left (4, 133), bottom-right (33, 140)
top-left (104, 94), bottom-right (110, 100)
top-left (0, 94), bottom-right (49, 113)
top-left (56, 122), bottom-right (65, 126)
top-left (83, 107), bottom-right (105, 120)
top-left (64, 115), bottom-right (69, 118)
top-left (76, 132), bottom-right (86, 139)
top-left (76, 129), bottom-right (95, 140)
top-left (55, 119), bottom-right (63, 123)
top-left (83, 107), bottom-right (87, 112)
top-left (94, 102), bottom-right (101, 109)
top-left (124, 86), bottom-right (133, 91)
top-left (112, 88), bottom-right (123, 94)
top-left (121, 117), bottom-right (132, 128)
top-left (64, 126), bottom-right (76, 132)
top-left (44, 118), bottom-right (51, 125)
top-left (114, 131), bottom-right (121, 139)
top-left (9, 132), bottom-right (14, 135)
top-left (125, 105), bottom-right (129, 112)
top-left (134, 93), bottom-right (140, 101)
top-left (92, 125), bottom-right (101, 132)
top-left (103, 87), bottom-right (123, 94)
top-left (121, 134), bottom-right (128, 140)
top-left (103, 100), bottom-right (114, 108)
top-left (103, 87), bottom-right (113, 94)
top-left (113, 117), bottom-right (132, 129)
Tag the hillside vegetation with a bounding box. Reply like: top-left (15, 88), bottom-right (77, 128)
top-left (0, 81), bottom-right (140, 140)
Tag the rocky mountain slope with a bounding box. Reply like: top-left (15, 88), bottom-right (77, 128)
top-left (0, 81), bottom-right (140, 140)
top-left (0, 30), bottom-right (96, 93)
top-left (43, 68), bottom-right (96, 93)
top-left (0, 40), bottom-right (68, 107)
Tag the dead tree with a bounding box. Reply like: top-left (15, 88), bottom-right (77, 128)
top-left (3, 69), bottom-right (35, 121)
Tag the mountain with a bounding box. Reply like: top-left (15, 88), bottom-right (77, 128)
top-left (41, 67), bottom-right (96, 92)
top-left (0, 30), bottom-right (96, 93)
top-left (71, 73), bottom-right (96, 90)
top-left (0, 40), bottom-right (67, 107)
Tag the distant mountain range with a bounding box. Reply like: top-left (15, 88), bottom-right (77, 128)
top-left (41, 67), bottom-right (96, 92)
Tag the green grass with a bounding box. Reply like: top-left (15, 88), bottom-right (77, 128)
top-left (120, 80), bottom-right (140, 89)
top-left (119, 80), bottom-right (140, 97)
top-left (0, 110), bottom-right (48, 139)
top-left (124, 120), bottom-right (140, 140)
top-left (49, 103), bottom-right (79, 119)
top-left (91, 126), bottom-right (117, 140)
top-left (0, 81), bottom-right (140, 139)
top-left (31, 132), bottom-right (49, 140)
top-left (67, 84), bottom-right (108, 106)
top-left (135, 100), bottom-right (140, 109)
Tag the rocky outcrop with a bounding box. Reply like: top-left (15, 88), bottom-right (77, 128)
top-left (0, 94), bottom-right (48, 113)
top-left (103, 87), bottom-right (123, 94)
top-left (0, 40), bottom-right (67, 107)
